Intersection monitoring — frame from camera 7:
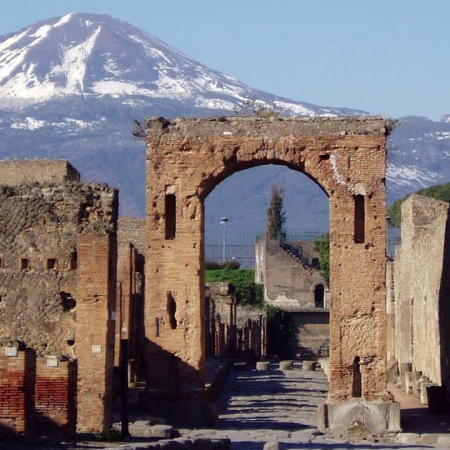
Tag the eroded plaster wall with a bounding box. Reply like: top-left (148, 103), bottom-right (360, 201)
top-left (392, 195), bottom-right (450, 385)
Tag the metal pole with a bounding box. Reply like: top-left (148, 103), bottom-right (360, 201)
top-left (220, 217), bottom-right (228, 262)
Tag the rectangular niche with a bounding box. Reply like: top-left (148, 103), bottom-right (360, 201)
top-left (354, 194), bottom-right (365, 244)
top-left (165, 186), bottom-right (177, 240)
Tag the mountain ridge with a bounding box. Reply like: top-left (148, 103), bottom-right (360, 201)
top-left (0, 13), bottom-right (449, 245)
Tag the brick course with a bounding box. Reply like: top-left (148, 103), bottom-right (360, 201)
top-left (145, 116), bottom-right (392, 403)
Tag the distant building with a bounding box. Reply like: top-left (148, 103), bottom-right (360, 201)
top-left (255, 234), bottom-right (329, 358)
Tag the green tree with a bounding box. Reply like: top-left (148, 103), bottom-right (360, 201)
top-left (313, 233), bottom-right (330, 282)
top-left (267, 184), bottom-right (286, 240)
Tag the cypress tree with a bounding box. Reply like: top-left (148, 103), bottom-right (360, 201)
top-left (267, 184), bottom-right (286, 240)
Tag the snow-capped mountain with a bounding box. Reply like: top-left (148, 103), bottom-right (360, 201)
top-left (0, 13), bottom-right (449, 245)
top-left (0, 13), bottom-right (363, 117)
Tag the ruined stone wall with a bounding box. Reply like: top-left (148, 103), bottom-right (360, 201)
top-left (0, 182), bottom-right (117, 359)
top-left (0, 179), bottom-right (118, 436)
top-left (118, 217), bottom-right (146, 255)
top-left (291, 312), bottom-right (330, 356)
top-left (393, 195), bottom-right (450, 385)
top-left (146, 116), bottom-right (390, 403)
top-left (206, 282), bottom-right (266, 358)
top-left (263, 238), bottom-right (327, 310)
top-left (386, 260), bottom-right (395, 362)
top-left (0, 160), bottom-right (80, 185)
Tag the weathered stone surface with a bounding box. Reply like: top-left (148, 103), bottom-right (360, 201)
top-left (0, 181), bottom-right (117, 359)
top-left (279, 360), bottom-right (293, 370)
top-left (263, 441), bottom-right (280, 450)
top-left (318, 401), bottom-right (401, 434)
top-left (0, 163), bottom-right (119, 437)
top-left (390, 195), bottom-right (450, 395)
top-left (145, 116), bottom-right (391, 414)
top-left (0, 160), bottom-right (80, 185)
top-left (302, 361), bottom-right (317, 371)
top-left (256, 361), bottom-right (270, 371)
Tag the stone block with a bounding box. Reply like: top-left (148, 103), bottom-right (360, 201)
top-left (302, 361), bottom-right (317, 371)
top-left (317, 401), bottom-right (401, 434)
top-left (279, 360), bottom-right (293, 370)
top-left (404, 371), bottom-right (420, 395)
top-left (420, 380), bottom-right (434, 405)
top-left (263, 441), bottom-right (280, 450)
top-left (318, 357), bottom-right (330, 381)
top-left (256, 361), bottom-right (270, 371)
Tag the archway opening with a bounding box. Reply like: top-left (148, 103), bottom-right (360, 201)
top-left (204, 163), bottom-right (330, 362)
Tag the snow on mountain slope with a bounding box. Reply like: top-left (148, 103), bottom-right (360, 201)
top-left (1, 13), bottom-right (450, 243)
top-left (0, 13), bottom-right (366, 117)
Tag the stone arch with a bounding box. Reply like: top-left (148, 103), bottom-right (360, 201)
top-left (145, 116), bottom-right (398, 432)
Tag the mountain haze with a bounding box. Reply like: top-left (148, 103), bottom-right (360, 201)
top-left (0, 13), bottom-right (449, 245)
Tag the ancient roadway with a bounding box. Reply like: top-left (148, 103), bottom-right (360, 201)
top-left (181, 363), bottom-right (450, 450)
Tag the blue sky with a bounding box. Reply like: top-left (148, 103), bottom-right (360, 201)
top-left (1, 0), bottom-right (449, 120)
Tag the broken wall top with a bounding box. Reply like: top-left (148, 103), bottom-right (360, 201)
top-left (147, 116), bottom-right (393, 142)
top-left (0, 160), bottom-right (80, 185)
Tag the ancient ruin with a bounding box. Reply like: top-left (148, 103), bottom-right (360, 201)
top-left (205, 282), bottom-right (267, 360)
top-left (145, 116), bottom-right (399, 432)
top-left (255, 234), bottom-right (329, 358)
top-left (388, 194), bottom-right (450, 409)
top-left (0, 161), bottom-right (118, 437)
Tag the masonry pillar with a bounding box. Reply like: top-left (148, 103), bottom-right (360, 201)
top-left (76, 233), bottom-right (116, 434)
top-left (318, 189), bottom-right (400, 433)
top-left (145, 190), bottom-right (205, 395)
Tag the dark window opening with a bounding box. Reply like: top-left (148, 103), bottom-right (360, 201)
top-left (314, 284), bottom-right (325, 308)
top-left (354, 194), bottom-right (365, 244)
top-left (0, 258), bottom-right (4, 269)
top-left (20, 258), bottom-right (30, 271)
top-left (167, 292), bottom-right (178, 329)
top-left (66, 340), bottom-right (75, 347)
top-left (165, 193), bottom-right (176, 240)
top-left (69, 251), bottom-right (77, 270)
top-left (352, 356), bottom-right (362, 397)
top-left (47, 258), bottom-right (58, 270)
top-left (61, 292), bottom-right (77, 312)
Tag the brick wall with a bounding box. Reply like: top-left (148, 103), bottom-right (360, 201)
top-left (0, 348), bottom-right (35, 437)
top-left (0, 170), bottom-right (118, 436)
top-left (76, 233), bottom-right (116, 434)
top-left (146, 116), bottom-right (391, 403)
top-left (34, 358), bottom-right (77, 437)
top-left (115, 242), bottom-right (144, 382)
